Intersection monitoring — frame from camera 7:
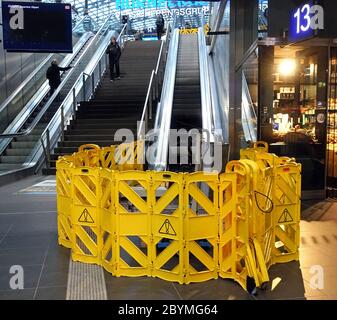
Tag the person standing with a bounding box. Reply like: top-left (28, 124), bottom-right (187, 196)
top-left (106, 37), bottom-right (122, 81)
top-left (46, 60), bottom-right (72, 97)
top-left (156, 14), bottom-right (165, 40)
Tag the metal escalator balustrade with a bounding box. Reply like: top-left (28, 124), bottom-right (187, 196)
top-left (242, 71), bottom-right (258, 143)
top-left (138, 21), bottom-right (173, 140)
top-left (0, 32), bottom-right (93, 173)
top-left (0, 15), bottom-right (121, 180)
top-left (152, 28), bottom-right (179, 172)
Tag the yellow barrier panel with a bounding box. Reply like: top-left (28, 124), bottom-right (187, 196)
top-left (240, 142), bottom-right (301, 267)
top-left (271, 163), bottom-right (301, 264)
top-left (115, 141), bottom-right (144, 171)
top-left (151, 172), bottom-right (184, 284)
top-left (218, 172), bottom-right (249, 289)
top-left (71, 167), bottom-right (101, 264)
top-left (56, 142), bottom-right (302, 293)
top-left (100, 169), bottom-right (114, 273)
top-left (115, 171), bottom-right (151, 277)
top-left (179, 28), bottom-right (199, 34)
top-left (224, 161), bottom-right (264, 289)
top-left (184, 172), bottom-right (219, 283)
top-left (56, 157), bottom-right (73, 248)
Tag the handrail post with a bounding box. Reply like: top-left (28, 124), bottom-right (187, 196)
top-left (46, 129), bottom-right (50, 168)
top-left (91, 74), bottom-right (95, 97)
top-left (149, 87), bottom-right (153, 121)
top-left (72, 88), bottom-right (77, 120)
top-left (82, 74), bottom-right (86, 101)
top-left (61, 106), bottom-right (65, 142)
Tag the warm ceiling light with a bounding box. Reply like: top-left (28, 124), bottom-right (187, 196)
top-left (278, 59), bottom-right (296, 76)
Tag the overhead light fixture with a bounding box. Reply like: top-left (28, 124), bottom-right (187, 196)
top-left (278, 59), bottom-right (296, 76)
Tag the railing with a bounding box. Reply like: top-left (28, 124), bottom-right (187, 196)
top-left (198, 25), bottom-right (214, 143)
top-left (0, 19), bottom-right (125, 177)
top-left (0, 16), bottom-right (86, 133)
top-left (242, 71), bottom-right (258, 142)
top-left (0, 32), bottom-right (93, 157)
top-left (137, 22), bottom-right (173, 140)
top-left (209, 0), bottom-right (228, 54)
top-left (32, 23), bottom-right (128, 171)
top-left (199, 12), bottom-right (226, 145)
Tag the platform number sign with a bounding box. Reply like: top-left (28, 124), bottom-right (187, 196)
top-left (289, 2), bottom-right (324, 43)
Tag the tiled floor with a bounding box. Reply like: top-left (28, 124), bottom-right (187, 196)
top-left (0, 175), bottom-right (336, 300)
top-left (0, 176), bottom-right (69, 300)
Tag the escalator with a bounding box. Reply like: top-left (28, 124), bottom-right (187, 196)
top-left (0, 15), bottom-right (120, 177)
top-left (0, 35), bottom-right (94, 173)
top-left (0, 17), bottom-right (86, 133)
top-left (153, 16), bottom-right (227, 173)
top-left (168, 33), bottom-right (202, 172)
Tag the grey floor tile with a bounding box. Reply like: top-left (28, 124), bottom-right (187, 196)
top-left (0, 247), bottom-right (46, 267)
top-left (0, 265), bottom-right (42, 291)
top-left (44, 244), bottom-right (70, 267)
top-left (173, 279), bottom-right (253, 300)
top-left (0, 234), bottom-right (52, 250)
top-left (38, 264), bottom-right (69, 287)
top-left (34, 286), bottom-right (67, 300)
top-left (0, 289), bottom-right (35, 300)
top-left (104, 274), bottom-right (180, 300)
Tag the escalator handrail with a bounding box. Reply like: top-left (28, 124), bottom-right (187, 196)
top-left (242, 71), bottom-right (258, 142)
top-left (0, 32), bottom-right (93, 157)
top-left (153, 28), bottom-right (180, 171)
top-left (0, 14), bottom-right (116, 140)
top-left (138, 22), bottom-right (172, 139)
top-left (0, 16), bottom-right (86, 116)
top-left (198, 26), bottom-right (215, 143)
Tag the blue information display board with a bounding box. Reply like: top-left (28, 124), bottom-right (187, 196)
top-left (2, 1), bottom-right (73, 53)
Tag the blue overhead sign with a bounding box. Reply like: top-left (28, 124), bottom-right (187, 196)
top-left (116, 0), bottom-right (206, 10)
top-left (288, 1), bottom-right (324, 43)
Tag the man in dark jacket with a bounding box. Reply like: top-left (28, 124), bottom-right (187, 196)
top-left (156, 14), bottom-right (165, 40)
top-left (106, 37), bottom-right (122, 81)
top-left (46, 60), bottom-right (72, 96)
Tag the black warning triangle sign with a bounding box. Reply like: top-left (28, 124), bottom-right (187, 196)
top-left (159, 219), bottom-right (176, 236)
top-left (278, 209), bottom-right (294, 224)
top-left (78, 209), bottom-right (94, 224)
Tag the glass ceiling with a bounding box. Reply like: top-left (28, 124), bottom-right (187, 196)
top-left (66, 1), bottom-right (210, 32)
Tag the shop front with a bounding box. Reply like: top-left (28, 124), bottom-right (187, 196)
top-left (240, 0), bottom-right (337, 199)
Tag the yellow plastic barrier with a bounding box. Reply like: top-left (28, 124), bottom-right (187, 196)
top-left (240, 142), bottom-right (301, 267)
top-left (184, 172), bottom-right (219, 283)
top-left (56, 141), bottom-right (301, 293)
top-left (56, 156), bottom-right (74, 249)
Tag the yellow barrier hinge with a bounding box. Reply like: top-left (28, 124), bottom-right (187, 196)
top-left (183, 268), bottom-right (188, 278)
top-left (150, 234), bottom-right (154, 244)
